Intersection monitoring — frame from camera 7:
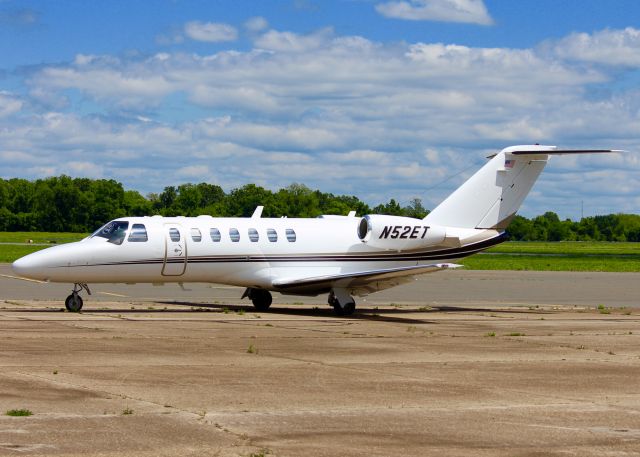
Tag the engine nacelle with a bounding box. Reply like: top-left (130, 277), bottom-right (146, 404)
top-left (357, 215), bottom-right (447, 251)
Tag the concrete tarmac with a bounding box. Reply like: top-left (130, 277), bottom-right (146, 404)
top-left (1, 265), bottom-right (640, 456)
top-left (2, 264), bottom-right (640, 308)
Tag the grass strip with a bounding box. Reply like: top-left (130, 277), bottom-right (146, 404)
top-left (486, 241), bottom-right (640, 255)
top-left (0, 231), bottom-right (86, 244)
top-left (0, 232), bottom-right (86, 263)
top-left (0, 245), bottom-right (49, 263)
top-left (1, 234), bottom-right (639, 272)
top-left (462, 253), bottom-right (640, 272)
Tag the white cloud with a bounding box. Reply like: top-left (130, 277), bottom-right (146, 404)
top-left (189, 85), bottom-right (282, 114)
top-left (184, 21), bottom-right (238, 43)
top-left (67, 161), bottom-right (104, 178)
top-left (244, 16), bottom-right (268, 33)
top-left (375, 0), bottom-right (493, 25)
top-left (28, 86), bottom-right (68, 109)
top-left (177, 164), bottom-right (213, 179)
top-left (0, 91), bottom-right (23, 118)
top-left (254, 27), bottom-right (333, 52)
top-left (546, 27), bottom-right (640, 67)
top-left (74, 54), bottom-right (97, 66)
top-left (0, 150), bottom-right (35, 162)
top-left (50, 68), bottom-right (171, 99)
top-left (5, 27), bottom-right (640, 217)
top-left (29, 58), bottom-right (175, 108)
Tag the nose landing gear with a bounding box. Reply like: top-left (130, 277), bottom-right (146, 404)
top-left (65, 283), bottom-right (91, 312)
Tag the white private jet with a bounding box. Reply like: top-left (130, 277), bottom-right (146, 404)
top-left (11, 145), bottom-right (617, 315)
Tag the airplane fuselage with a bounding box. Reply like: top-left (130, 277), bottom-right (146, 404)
top-left (13, 214), bottom-right (502, 293)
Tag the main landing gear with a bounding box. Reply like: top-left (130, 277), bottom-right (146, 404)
top-left (65, 283), bottom-right (91, 312)
top-left (328, 289), bottom-right (356, 316)
top-left (241, 287), bottom-right (356, 315)
top-left (242, 288), bottom-right (273, 311)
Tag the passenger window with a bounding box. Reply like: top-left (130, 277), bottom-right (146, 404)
top-left (229, 228), bottom-right (240, 242)
top-left (210, 228), bottom-right (221, 242)
top-left (128, 224), bottom-right (148, 242)
top-left (267, 228), bottom-right (277, 242)
top-left (169, 228), bottom-right (180, 242)
top-left (248, 228), bottom-right (259, 242)
top-left (286, 228), bottom-right (296, 242)
top-left (191, 228), bottom-right (202, 242)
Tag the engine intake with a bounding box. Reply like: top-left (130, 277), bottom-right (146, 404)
top-left (357, 215), bottom-right (446, 251)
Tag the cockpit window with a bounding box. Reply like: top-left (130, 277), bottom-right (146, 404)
top-left (128, 224), bottom-right (148, 242)
top-left (91, 221), bottom-right (129, 245)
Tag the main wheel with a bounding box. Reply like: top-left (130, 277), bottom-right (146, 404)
top-left (333, 300), bottom-right (356, 316)
top-left (251, 290), bottom-right (272, 311)
top-left (65, 293), bottom-right (83, 312)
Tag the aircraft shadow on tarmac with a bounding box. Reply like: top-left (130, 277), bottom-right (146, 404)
top-left (160, 301), bottom-right (440, 324)
top-left (166, 301), bottom-right (553, 316)
top-left (3, 301), bottom-right (550, 325)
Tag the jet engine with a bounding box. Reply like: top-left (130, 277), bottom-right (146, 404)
top-left (357, 215), bottom-right (447, 251)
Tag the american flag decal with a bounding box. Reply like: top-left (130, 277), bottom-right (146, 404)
top-left (504, 159), bottom-right (515, 169)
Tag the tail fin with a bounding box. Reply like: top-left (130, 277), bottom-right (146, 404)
top-left (424, 145), bottom-right (617, 230)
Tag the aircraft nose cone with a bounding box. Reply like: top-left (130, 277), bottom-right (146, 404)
top-left (12, 252), bottom-right (46, 280)
top-left (12, 255), bottom-right (32, 276)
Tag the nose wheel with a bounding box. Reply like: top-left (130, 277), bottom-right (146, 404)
top-left (65, 293), bottom-right (83, 312)
top-left (65, 283), bottom-right (91, 312)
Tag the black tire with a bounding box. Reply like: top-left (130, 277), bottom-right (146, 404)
top-left (65, 293), bottom-right (83, 312)
top-left (251, 290), bottom-right (272, 311)
top-left (333, 301), bottom-right (355, 316)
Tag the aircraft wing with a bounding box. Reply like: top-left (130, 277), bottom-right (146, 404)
top-left (272, 263), bottom-right (461, 297)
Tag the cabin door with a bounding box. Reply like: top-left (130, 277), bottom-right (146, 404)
top-left (162, 224), bottom-right (187, 276)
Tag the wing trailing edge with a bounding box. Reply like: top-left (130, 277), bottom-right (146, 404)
top-left (272, 263), bottom-right (461, 296)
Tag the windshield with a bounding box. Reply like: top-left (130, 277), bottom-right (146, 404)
top-left (91, 221), bottom-right (129, 245)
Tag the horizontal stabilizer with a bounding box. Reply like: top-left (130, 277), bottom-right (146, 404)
top-left (510, 149), bottom-right (622, 155)
top-left (487, 149), bottom-right (622, 158)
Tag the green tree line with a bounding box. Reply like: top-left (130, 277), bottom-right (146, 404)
top-left (507, 212), bottom-right (640, 242)
top-left (0, 176), bottom-right (638, 241)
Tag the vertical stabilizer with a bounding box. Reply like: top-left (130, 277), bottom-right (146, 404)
top-left (424, 145), bottom-right (555, 229)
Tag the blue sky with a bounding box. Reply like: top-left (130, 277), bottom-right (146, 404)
top-left (1, 0), bottom-right (639, 219)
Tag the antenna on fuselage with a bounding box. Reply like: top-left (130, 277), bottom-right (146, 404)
top-left (251, 206), bottom-right (264, 219)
